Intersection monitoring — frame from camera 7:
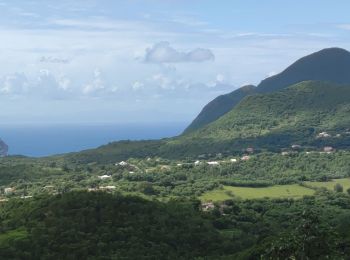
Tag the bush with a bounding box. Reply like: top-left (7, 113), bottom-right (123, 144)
top-left (334, 183), bottom-right (344, 193)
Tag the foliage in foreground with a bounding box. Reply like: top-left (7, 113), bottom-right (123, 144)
top-left (1, 191), bottom-right (350, 259)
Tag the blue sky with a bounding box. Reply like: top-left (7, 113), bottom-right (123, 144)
top-left (0, 0), bottom-right (350, 125)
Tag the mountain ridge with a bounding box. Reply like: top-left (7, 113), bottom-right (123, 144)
top-left (184, 47), bottom-right (350, 133)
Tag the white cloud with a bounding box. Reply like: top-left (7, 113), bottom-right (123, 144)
top-left (143, 42), bottom-right (215, 63)
top-left (216, 74), bottom-right (225, 83)
top-left (132, 81), bottom-right (144, 91)
top-left (0, 73), bottom-right (28, 95)
top-left (82, 69), bottom-right (105, 95)
top-left (267, 71), bottom-right (277, 77)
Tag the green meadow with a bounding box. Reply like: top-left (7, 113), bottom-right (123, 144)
top-left (200, 184), bottom-right (315, 201)
top-left (304, 178), bottom-right (350, 192)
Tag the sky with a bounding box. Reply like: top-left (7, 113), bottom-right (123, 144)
top-left (1, 0), bottom-right (350, 125)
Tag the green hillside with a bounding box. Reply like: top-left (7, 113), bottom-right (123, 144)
top-left (66, 81), bottom-right (350, 163)
top-left (181, 81), bottom-right (350, 150)
top-left (184, 85), bottom-right (256, 133)
top-left (184, 48), bottom-right (350, 133)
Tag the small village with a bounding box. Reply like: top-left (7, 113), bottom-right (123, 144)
top-left (0, 129), bottom-right (347, 205)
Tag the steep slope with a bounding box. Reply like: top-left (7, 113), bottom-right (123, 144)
top-left (184, 85), bottom-right (256, 133)
top-left (182, 81), bottom-right (350, 149)
top-left (0, 139), bottom-right (8, 157)
top-left (184, 47), bottom-right (350, 133)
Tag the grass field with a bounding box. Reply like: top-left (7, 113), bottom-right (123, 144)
top-left (304, 178), bottom-right (350, 192)
top-left (200, 184), bottom-right (315, 201)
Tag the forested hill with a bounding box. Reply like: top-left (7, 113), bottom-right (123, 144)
top-left (183, 85), bottom-right (256, 133)
top-left (184, 47), bottom-right (350, 133)
top-left (182, 81), bottom-right (350, 148)
top-left (65, 81), bottom-right (350, 163)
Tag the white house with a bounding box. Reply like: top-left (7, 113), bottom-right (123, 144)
top-left (246, 147), bottom-right (254, 153)
top-left (116, 161), bottom-right (128, 166)
top-left (100, 186), bottom-right (116, 190)
top-left (202, 202), bottom-right (215, 211)
top-left (230, 158), bottom-right (238, 163)
top-left (241, 155), bottom-right (250, 161)
top-left (98, 175), bottom-right (112, 180)
top-left (4, 187), bottom-right (14, 195)
top-left (323, 146), bottom-right (334, 153)
top-left (194, 160), bottom-right (201, 166)
top-left (207, 161), bottom-right (219, 166)
top-left (317, 132), bottom-right (331, 138)
top-left (20, 195), bottom-right (33, 199)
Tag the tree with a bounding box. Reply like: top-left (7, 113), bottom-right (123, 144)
top-left (334, 183), bottom-right (344, 193)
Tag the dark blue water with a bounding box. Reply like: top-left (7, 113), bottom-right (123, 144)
top-left (0, 123), bottom-right (187, 157)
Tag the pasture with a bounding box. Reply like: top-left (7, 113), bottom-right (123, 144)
top-left (200, 184), bottom-right (315, 201)
top-left (304, 178), bottom-right (350, 192)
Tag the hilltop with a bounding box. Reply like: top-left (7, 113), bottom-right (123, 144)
top-left (184, 47), bottom-right (350, 133)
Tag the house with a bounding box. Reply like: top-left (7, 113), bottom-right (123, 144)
top-left (98, 175), bottom-right (111, 180)
top-left (291, 144), bottom-right (301, 149)
top-left (336, 134), bottom-right (341, 138)
top-left (246, 147), bottom-right (254, 153)
top-left (241, 155), bottom-right (250, 161)
top-left (323, 146), bottom-right (334, 153)
top-left (20, 195), bottom-right (33, 199)
top-left (317, 132), bottom-right (331, 138)
top-left (207, 161), bottom-right (219, 166)
top-left (116, 161), bottom-right (128, 166)
top-left (129, 171), bottom-right (135, 174)
top-left (177, 163), bottom-right (183, 166)
top-left (100, 186), bottom-right (116, 191)
top-left (202, 202), bottom-right (215, 211)
top-left (281, 151), bottom-right (289, 156)
top-left (4, 187), bottom-right (15, 195)
top-left (194, 160), bottom-right (201, 166)
top-left (230, 158), bottom-right (238, 163)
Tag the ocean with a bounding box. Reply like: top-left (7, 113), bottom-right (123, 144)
top-left (0, 122), bottom-right (187, 157)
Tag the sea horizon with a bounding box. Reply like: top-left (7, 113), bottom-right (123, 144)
top-left (0, 122), bottom-right (187, 157)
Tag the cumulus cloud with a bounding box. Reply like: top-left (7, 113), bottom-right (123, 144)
top-left (143, 42), bottom-right (215, 63)
top-left (0, 73), bottom-right (28, 95)
top-left (34, 69), bottom-right (72, 99)
top-left (82, 69), bottom-right (105, 95)
top-left (0, 70), bottom-right (74, 99)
